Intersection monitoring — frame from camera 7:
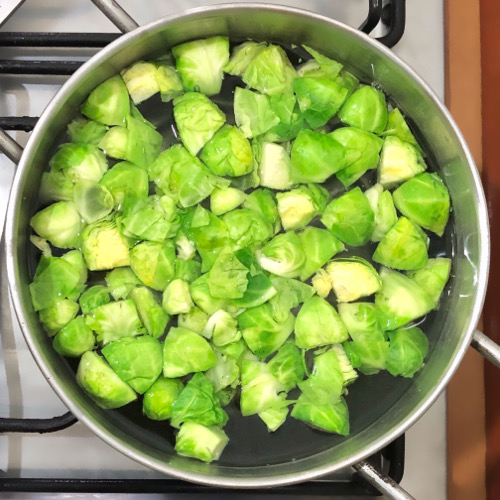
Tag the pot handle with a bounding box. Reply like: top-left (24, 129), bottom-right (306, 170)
top-left (353, 460), bottom-right (415, 500)
top-left (471, 329), bottom-right (500, 368)
top-left (0, 128), bottom-right (23, 164)
top-left (90, 0), bottom-right (139, 33)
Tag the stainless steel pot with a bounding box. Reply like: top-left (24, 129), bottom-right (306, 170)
top-left (1, 2), bottom-right (498, 496)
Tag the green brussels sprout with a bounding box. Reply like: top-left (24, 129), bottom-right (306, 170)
top-left (98, 162), bottom-right (148, 211)
top-left (120, 195), bottom-right (178, 242)
top-left (337, 302), bottom-right (386, 337)
top-left (98, 116), bottom-right (162, 169)
top-left (210, 187), bottom-right (246, 215)
top-left (101, 335), bottom-right (163, 393)
top-left (60, 249), bottom-right (87, 300)
top-left (290, 129), bottom-right (347, 183)
top-left (241, 44), bottom-right (296, 95)
top-left (265, 93), bottom-right (306, 143)
top-left (30, 201), bottom-right (83, 249)
top-left (239, 359), bottom-right (288, 416)
top-left (386, 326), bottom-right (429, 378)
top-left (205, 349), bottom-right (240, 393)
top-left (173, 92), bottom-right (225, 156)
top-left (40, 168), bottom-right (75, 203)
top-left (120, 60), bottom-right (160, 104)
top-left (52, 316), bottom-right (95, 357)
top-left (29, 255), bottom-right (83, 311)
top-left (81, 75), bottom-right (130, 126)
top-left (104, 267), bottom-right (140, 300)
top-left (276, 184), bottom-right (328, 231)
top-left (207, 247), bottom-right (249, 299)
top-left (331, 344), bottom-right (358, 386)
top-left (375, 267), bottom-right (435, 330)
top-left (320, 187), bottom-right (375, 246)
top-left (129, 241), bottom-right (176, 291)
top-left (189, 274), bottom-right (229, 315)
top-left (383, 108), bottom-right (421, 148)
top-left (256, 231), bottom-right (305, 279)
top-left (174, 422), bottom-right (229, 463)
top-left (177, 306), bottom-right (209, 336)
top-left (297, 226), bottom-right (344, 280)
top-left (258, 406), bottom-right (289, 432)
top-left (85, 299), bottom-right (144, 345)
top-left (224, 41), bottom-right (266, 76)
top-left (293, 76), bottom-right (349, 128)
top-left (372, 216), bottom-right (429, 271)
top-left (325, 257), bottom-right (382, 302)
top-left (392, 172), bottom-right (451, 236)
top-left (73, 180), bottom-right (114, 224)
top-left (331, 127), bottom-right (384, 187)
top-left (200, 125), bottom-right (252, 177)
top-left (238, 303), bottom-right (295, 358)
top-left (364, 183), bottom-right (398, 242)
top-left (49, 143), bottom-right (108, 185)
top-left (67, 118), bottom-right (108, 145)
top-left (39, 299), bottom-right (79, 336)
top-left (258, 141), bottom-right (293, 190)
top-left (242, 188), bottom-right (279, 227)
top-left (162, 279), bottom-right (193, 315)
top-left (378, 136), bottom-right (426, 187)
top-left (149, 144), bottom-right (220, 208)
top-left (268, 277), bottom-right (314, 323)
top-left (294, 296), bottom-right (348, 349)
top-left (143, 376), bottom-right (183, 420)
top-left (217, 338), bottom-right (248, 364)
top-left (222, 208), bottom-right (273, 250)
top-left (172, 36), bottom-right (229, 96)
top-left (311, 268), bottom-right (333, 298)
top-left (203, 310), bottom-right (240, 346)
top-left (155, 63), bottom-right (184, 102)
top-left (81, 219), bottom-right (130, 271)
top-left (233, 87), bottom-right (280, 139)
top-left (338, 85), bottom-right (387, 134)
top-left (163, 326), bottom-right (216, 378)
top-left (76, 351), bottom-right (136, 409)
top-left (231, 273), bottom-right (277, 309)
top-left (268, 342), bottom-right (305, 391)
top-left (298, 349), bottom-right (344, 404)
top-left (343, 329), bottom-right (389, 375)
top-left (406, 257), bottom-right (451, 307)
top-left (129, 286), bottom-right (169, 339)
top-left (291, 396), bottom-right (349, 435)
top-left (173, 257), bottom-right (201, 285)
top-left (170, 372), bottom-right (228, 429)
top-left (302, 45), bottom-right (343, 79)
top-left (334, 69), bottom-right (360, 97)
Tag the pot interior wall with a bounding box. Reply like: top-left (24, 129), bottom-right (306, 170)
top-left (7, 5), bottom-right (487, 484)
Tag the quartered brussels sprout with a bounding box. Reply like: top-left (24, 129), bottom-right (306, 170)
top-left (76, 351), bottom-right (137, 409)
top-left (67, 117), bottom-right (108, 146)
top-left (320, 187), bottom-right (375, 247)
top-left (406, 257), bottom-right (451, 306)
top-left (210, 187), bottom-right (246, 216)
top-left (143, 377), bottom-right (183, 421)
top-left (129, 286), bottom-right (169, 338)
top-left (53, 316), bottom-right (95, 357)
top-left (39, 299), bottom-right (79, 336)
top-left (294, 296), bottom-right (348, 349)
top-left (364, 183), bottom-right (398, 242)
top-left (224, 41), bottom-right (266, 76)
top-left (258, 141), bottom-right (293, 190)
top-left (173, 36), bottom-right (229, 96)
top-left (385, 326), bottom-right (429, 378)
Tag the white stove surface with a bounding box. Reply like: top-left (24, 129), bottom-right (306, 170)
top-left (0, 1), bottom-right (446, 498)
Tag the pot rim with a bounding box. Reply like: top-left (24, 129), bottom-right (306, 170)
top-left (4, 2), bottom-right (490, 488)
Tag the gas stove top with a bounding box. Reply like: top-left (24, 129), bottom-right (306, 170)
top-left (0, 1), bottom-right (447, 498)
